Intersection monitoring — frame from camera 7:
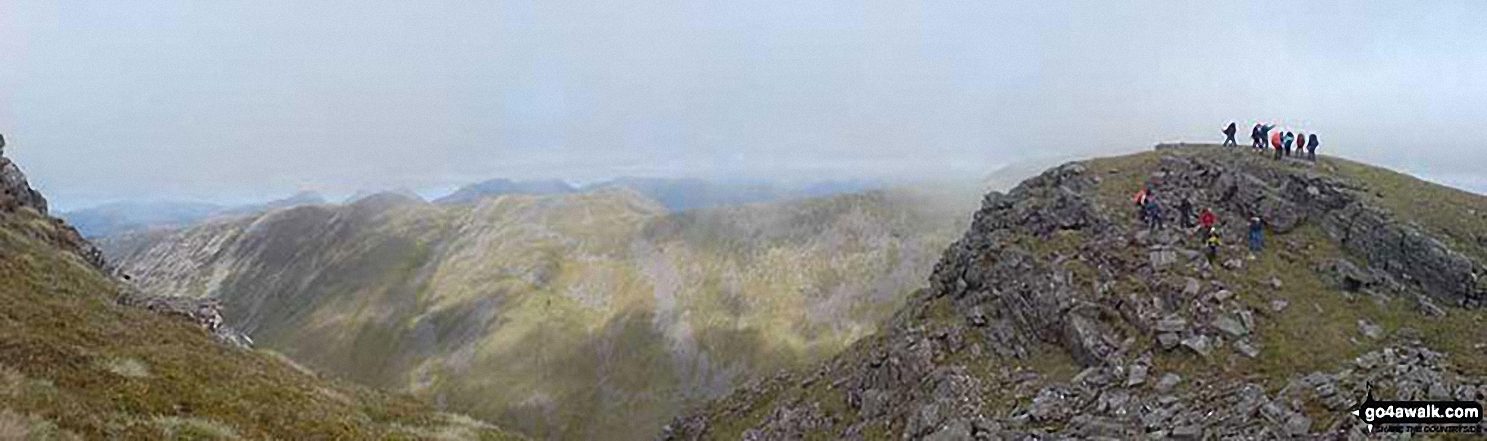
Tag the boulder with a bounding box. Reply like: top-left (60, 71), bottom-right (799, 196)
top-left (1235, 340), bottom-right (1260, 358)
top-left (1180, 335), bottom-right (1212, 358)
top-left (1126, 364), bottom-right (1148, 387)
top-left (1156, 373), bottom-right (1182, 392)
top-left (1358, 320), bottom-right (1384, 340)
top-left (1213, 315), bottom-right (1247, 337)
top-left (0, 157), bottom-right (48, 214)
top-left (1157, 333), bottom-right (1180, 350)
top-left (1063, 314), bottom-right (1119, 367)
top-left (1150, 250), bottom-right (1178, 269)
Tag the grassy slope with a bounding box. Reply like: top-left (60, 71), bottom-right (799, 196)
top-left (0, 207), bottom-right (521, 440)
top-left (102, 188), bottom-right (970, 440)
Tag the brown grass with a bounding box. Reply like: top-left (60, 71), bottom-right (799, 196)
top-left (0, 209), bottom-right (523, 440)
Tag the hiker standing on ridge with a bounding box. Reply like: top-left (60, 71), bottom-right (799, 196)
top-left (1296, 132), bottom-right (1307, 158)
top-left (1250, 124), bottom-right (1263, 150)
top-left (1260, 124), bottom-right (1275, 151)
top-left (1283, 132), bottom-right (1295, 157)
top-left (1271, 130), bottom-right (1283, 160)
top-left (1248, 217), bottom-right (1265, 253)
top-left (1307, 133), bottom-right (1319, 161)
top-left (1222, 122), bottom-right (1238, 147)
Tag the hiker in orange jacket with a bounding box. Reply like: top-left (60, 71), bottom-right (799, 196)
top-left (1271, 131), bottom-right (1283, 160)
top-left (1134, 187), bottom-right (1150, 223)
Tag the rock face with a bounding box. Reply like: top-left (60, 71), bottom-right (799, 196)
top-left (0, 148), bottom-right (257, 347)
top-left (116, 293), bottom-right (254, 348)
top-left (664, 146), bottom-right (1487, 439)
top-left (1150, 152), bottom-right (1485, 305)
top-left (0, 152), bottom-right (106, 269)
top-left (1, 155), bottom-right (50, 214)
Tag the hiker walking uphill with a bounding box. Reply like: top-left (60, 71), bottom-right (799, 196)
top-left (1144, 196), bottom-right (1165, 232)
top-left (1222, 122), bottom-right (1238, 147)
top-left (1133, 187), bottom-right (1150, 223)
top-left (1307, 133), bottom-right (1319, 160)
top-left (1248, 217), bottom-right (1265, 252)
top-left (1199, 207), bottom-right (1218, 235)
top-left (1178, 198), bottom-right (1194, 228)
top-left (1205, 229), bottom-right (1222, 266)
top-left (1250, 124), bottom-right (1263, 150)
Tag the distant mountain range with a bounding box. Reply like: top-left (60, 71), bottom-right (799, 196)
top-left (61, 191), bottom-right (327, 238)
top-left (64, 177), bottom-right (884, 238)
top-left (436, 176), bottom-right (883, 210)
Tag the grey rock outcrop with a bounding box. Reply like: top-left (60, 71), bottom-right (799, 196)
top-left (0, 151), bottom-right (106, 269)
top-left (118, 293), bottom-right (253, 348)
top-left (1150, 152), bottom-right (1485, 305)
top-left (664, 146), bottom-right (1487, 440)
top-left (1, 155), bottom-right (48, 214)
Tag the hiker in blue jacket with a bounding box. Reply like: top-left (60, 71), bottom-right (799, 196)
top-left (1248, 217), bottom-right (1265, 252)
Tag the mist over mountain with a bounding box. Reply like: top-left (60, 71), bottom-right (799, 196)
top-left (60, 191), bottom-right (328, 238)
top-left (8, 1), bottom-right (1487, 439)
top-left (66, 176), bottom-right (893, 239)
top-left (101, 184), bottom-right (977, 440)
top-left (61, 200), bottom-right (224, 238)
top-left (434, 179), bottom-right (577, 204)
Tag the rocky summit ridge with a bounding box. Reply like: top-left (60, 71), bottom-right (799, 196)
top-left (665, 145), bottom-right (1487, 440)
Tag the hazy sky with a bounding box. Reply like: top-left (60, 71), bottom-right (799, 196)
top-left (3, 1), bottom-right (1485, 209)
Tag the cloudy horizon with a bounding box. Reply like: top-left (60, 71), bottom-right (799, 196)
top-left (3, 1), bottom-right (1485, 210)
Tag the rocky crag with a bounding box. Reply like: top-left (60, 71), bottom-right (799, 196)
top-left (4, 145), bottom-right (256, 349)
top-left (1, 152), bottom-right (105, 268)
top-left (665, 145), bottom-right (1487, 439)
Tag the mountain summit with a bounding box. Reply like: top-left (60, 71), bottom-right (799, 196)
top-left (666, 145), bottom-right (1487, 439)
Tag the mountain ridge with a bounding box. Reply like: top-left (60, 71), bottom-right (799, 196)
top-left (102, 183), bottom-right (973, 440)
top-left (664, 145), bottom-right (1487, 439)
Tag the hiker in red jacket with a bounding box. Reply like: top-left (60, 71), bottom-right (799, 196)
top-left (1199, 208), bottom-right (1218, 233)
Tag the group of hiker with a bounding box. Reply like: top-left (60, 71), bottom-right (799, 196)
top-left (1220, 122), bottom-right (1320, 161)
top-left (1134, 186), bottom-right (1266, 269)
